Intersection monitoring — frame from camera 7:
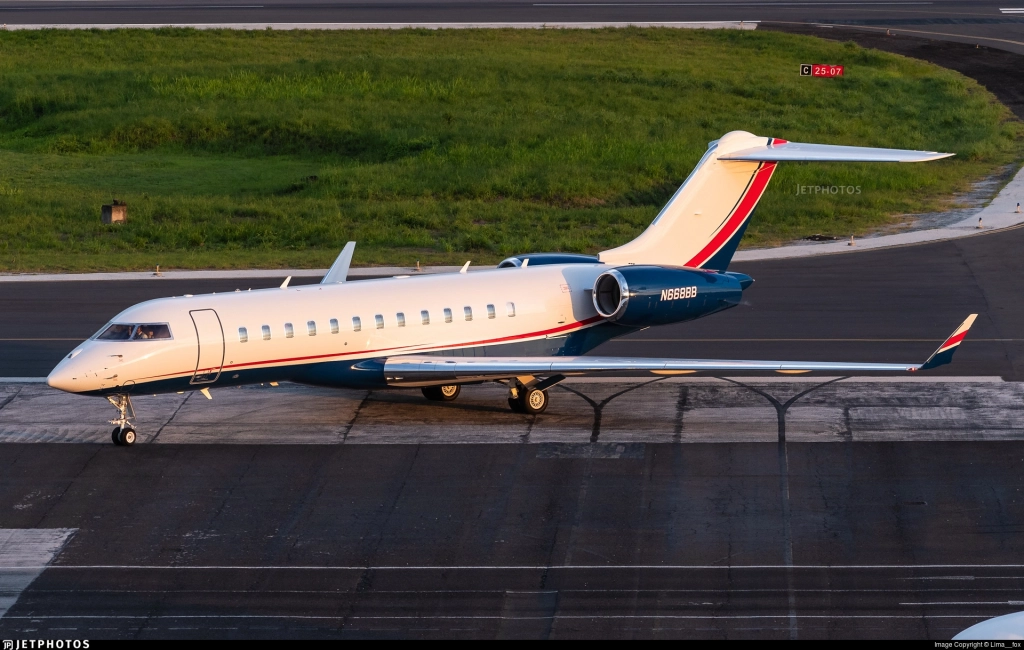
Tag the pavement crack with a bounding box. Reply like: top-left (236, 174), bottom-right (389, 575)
top-left (339, 390), bottom-right (371, 443)
top-left (149, 391), bottom-right (193, 444)
top-left (0, 385), bottom-right (23, 412)
top-left (672, 385), bottom-right (690, 443)
top-left (559, 378), bottom-right (667, 443)
top-left (718, 377), bottom-right (849, 442)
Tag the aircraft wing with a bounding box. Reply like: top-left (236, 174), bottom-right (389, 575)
top-left (380, 315), bottom-right (977, 386)
top-left (719, 141), bottom-right (954, 163)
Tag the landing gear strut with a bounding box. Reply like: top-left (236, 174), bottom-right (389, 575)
top-left (507, 381), bottom-right (549, 415)
top-left (107, 394), bottom-right (137, 446)
top-left (422, 385), bottom-right (461, 401)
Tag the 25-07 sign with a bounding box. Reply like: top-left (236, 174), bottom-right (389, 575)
top-left (800, 64), bottom-right (844, 77)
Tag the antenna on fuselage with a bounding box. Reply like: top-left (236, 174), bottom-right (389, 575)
top-left (460, 261), bottom-right (471, 274)
top-left (280, 276), bottom-right (291, 289)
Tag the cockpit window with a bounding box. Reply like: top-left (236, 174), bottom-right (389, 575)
top-left (95, 323), bottom-right (172, 341)
top-left (96, 324), bottom-right (134, 340)
top-left (132, 324), bottom-right (172, 340)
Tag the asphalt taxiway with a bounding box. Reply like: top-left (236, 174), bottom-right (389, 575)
top-left (3, 20), bottom-right (1024, 640)
top-left (0, 0), bottom-right (1021, 57)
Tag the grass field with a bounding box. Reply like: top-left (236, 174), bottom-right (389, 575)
top-left (0, 28), bottom-right (1020, 271)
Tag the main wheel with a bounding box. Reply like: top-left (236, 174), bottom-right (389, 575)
top-left (117, 427), bottom-right (137, 446)
top-left (508, 396), bottom-right (524, 413)
top-left (422, 385), bottom-right (461, 401)
top-left (519, 388), bottom-right (549, 415)
top-left (111, 426), bottom-right (123, 446)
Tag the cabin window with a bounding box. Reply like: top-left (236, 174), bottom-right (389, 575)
top-left (238, 327), bottom-right (248, 343)
top-left (506, 302), bottom-right (516, 317)
top-left (397, 312), bottom-right (406, 328)
top-left (285, 322), bottom-right (294, 338)
top-left (421, 310), bottom-right (430, 325)
top-left (464, 306), bottom-right (473, 322)
top-left (330, 318), bottom-right (339, 334)
top-left (262, 325), bottom-right (271, 341)
top-left (353, 316), bottom-right (362, 332)
top-left (375, 314), bottom-right (384, 329)
top-left (487, 304), bottom-right (496, 319)
top-left (307, 321), bottom-right (317, 336)
top-left (444, 308), bottom-right (453, 323)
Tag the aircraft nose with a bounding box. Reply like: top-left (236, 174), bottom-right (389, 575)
top-left (47, 351), bottom-right (85, 393)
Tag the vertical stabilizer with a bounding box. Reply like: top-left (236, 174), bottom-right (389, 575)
top-left (599, 131), bottom-right (778, 271)
top-left (599, 131), bottom-right (952, 271)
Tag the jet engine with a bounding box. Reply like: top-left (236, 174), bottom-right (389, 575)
top-left (592, 265), bottom-right (751, 327)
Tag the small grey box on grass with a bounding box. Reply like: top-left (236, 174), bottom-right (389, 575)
top-left (102, 200), bottom-right (127, 224)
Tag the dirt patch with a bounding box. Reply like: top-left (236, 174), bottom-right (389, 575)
top-left (760, 23), bottom-right (1024, 121)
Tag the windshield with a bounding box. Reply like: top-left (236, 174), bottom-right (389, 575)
top-left (95, 323), bottom-right (172, 341)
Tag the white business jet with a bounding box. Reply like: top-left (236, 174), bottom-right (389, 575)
top-left (47, 131), bottom-right (976, 445)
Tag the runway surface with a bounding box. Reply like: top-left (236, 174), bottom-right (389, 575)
top-left (2, 434), bottom-right (1024, 638)
top-left (0, 1), bottom-right (1021, 53)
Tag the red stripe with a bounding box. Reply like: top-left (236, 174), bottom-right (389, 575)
top-left (686, 162), bottom-right (777, 268)
top-left (938, 331), bottom-right (968, 351)
top-left (138, 315), bottom-right (606, 382)
top-left (771, 139), bottom-right (788, 145)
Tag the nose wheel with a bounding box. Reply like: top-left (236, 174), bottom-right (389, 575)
top-left (106, 394), bottom-right (138, 446)
top-left (111, 426), bottom-right (137, 446)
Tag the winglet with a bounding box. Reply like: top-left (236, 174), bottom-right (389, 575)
top-left (322, 241), bottom-right (356, 284)
top-left (919, 314), bottom-right (977, 370)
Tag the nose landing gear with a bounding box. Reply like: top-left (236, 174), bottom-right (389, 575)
top-left (107, 394), bottom-right (137, 446)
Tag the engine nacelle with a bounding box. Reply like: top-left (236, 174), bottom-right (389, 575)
top-left (592, 266), bottom-right (748, 327)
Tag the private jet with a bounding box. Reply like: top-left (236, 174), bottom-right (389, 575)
top-left (46, 131), bottom-right (976, 445)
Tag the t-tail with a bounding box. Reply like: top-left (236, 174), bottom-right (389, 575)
top-left (598, 131), bottom-right (953, 271)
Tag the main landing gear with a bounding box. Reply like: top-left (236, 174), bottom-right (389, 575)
top-left (507, 380), bottom-right (549, 415)
top-left (418, 377), bottom-right (562, 415)
top-left (421, 385), bottom-right (461, 401)
top-left (107, 394), bottom-right (137, 446)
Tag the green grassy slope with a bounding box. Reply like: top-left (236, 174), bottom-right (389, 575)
top-left (0, 28), bottom-right (1020, 271)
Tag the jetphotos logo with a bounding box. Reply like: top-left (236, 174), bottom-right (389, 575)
top-left (4, 642), bottom-right (90, 649)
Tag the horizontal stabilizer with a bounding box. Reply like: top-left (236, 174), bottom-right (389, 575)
top-left (719, 141), bottom-right (954, 163)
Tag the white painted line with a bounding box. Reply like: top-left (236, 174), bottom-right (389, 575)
top-left (0, 529), bottom-right (76, 618)
top-left (0, 266), bottom-right (475, 282)
top-left (0, 376), bottom-right (1005, 385)
top-left (26, 562), bottom-right (1024, 570)
top-left (0, 21), bottom-right (759, 30)
top-left (537, 1), bottom-right (930, 4)
top-left (0, 613), bottom-right (992, 620)
top-left (562, 375), bottom-right (1005, 383)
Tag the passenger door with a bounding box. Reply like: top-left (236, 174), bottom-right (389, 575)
top-left (190, 309), bottom-right (225, 385)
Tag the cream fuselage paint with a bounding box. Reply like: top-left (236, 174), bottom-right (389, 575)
top-left (47, 264), bottom-right (609, 395)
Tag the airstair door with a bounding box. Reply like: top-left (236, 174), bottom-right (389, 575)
top-left (190, 309), bottom-right (225, 385)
